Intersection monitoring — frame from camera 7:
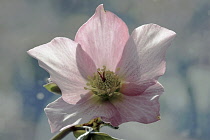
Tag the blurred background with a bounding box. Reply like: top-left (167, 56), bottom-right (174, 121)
top-left (0, 0), bottom-right (210, 139)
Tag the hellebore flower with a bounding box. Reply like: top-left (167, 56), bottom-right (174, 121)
top-left (27, 4), bottom-right (176, 133)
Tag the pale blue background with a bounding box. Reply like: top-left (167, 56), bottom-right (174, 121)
top-left (0, 0), bottom-right (210, 140)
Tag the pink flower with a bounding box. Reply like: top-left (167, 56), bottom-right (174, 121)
top-left (27, 4), bottom-right (176, 133)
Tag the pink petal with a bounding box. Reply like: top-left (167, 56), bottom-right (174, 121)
top-left (110, 82), bottom-right (164, 126)
top-left (44, 93), bottom-right (117, 133)
top-left (116, 24), bottom-right (176, 84)
top-left (76, 45), bottom-right (97, 78)
top-left (120, 79), bottom-right (156, 96)
top-left (75, 4), bottom-right (129, 71)
top-left (27, 37), bottom-right (96, 104)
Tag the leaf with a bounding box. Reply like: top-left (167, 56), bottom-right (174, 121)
top-left (76, 126), bottom-right (93, 140)
top-left (91, 132), bottom-right (120, 140)
top-left (43, 83), bottom-right (61, 95)
top-left (74, 127), bottom-right (122, 140)
top-left (73, 129), bottom-right (86, 138)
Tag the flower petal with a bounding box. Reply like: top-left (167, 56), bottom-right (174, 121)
top-left (117, 24), bottom-right (176, 83)
top-left (75, 4), bottom-right (129, 71)
top-left (27, 37), bottom-right (96, 104)
top-left (120, 79), bottom-right (156, 96)
top-left (110, 82), bottom-right (164, 126)
top-left (76, 45), bottom-right (97, 78)
top-left (44, 93), bottom-right (117, 133)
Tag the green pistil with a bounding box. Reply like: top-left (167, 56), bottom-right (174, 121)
top-left (85, 66), bottom-right (122, 100)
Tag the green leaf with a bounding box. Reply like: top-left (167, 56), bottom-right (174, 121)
top-left (43, 83), bottom-right (61, 95)
top-left (77, 132), bottom-right (120, 140)
top-left (73, 129), bottom-right (86, 138)
top-left (76, 126), bottom-right (93, 140)
top-left (91, 133), bottom-right (119, 140)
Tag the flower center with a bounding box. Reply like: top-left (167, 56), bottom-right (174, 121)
top-left (85, 66), bottom-right (122, 100)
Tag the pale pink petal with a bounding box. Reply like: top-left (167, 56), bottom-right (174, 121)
top-left (76, 45), bottom-right (97, 78)
top-left (27, 37), bottom-right (96, 104)
top-left (75, 4), bottom-right (129, 71)
top-left (44, 93), bottom-right (117, 133)
top-left (110, 82), bottom-right (164, 126)
top-left (120, 79), bottom-right (156, 96)
top-left (116, 24), bottom-right (176, 84)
